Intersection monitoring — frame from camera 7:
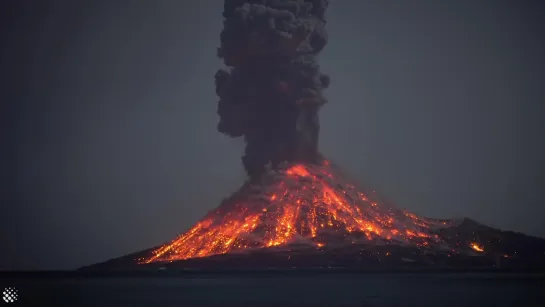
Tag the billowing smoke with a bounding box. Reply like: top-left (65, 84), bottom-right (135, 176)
top-left (215, 0), bottom-right (330, 180)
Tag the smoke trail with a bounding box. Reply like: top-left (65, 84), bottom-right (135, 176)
top-left (215, 0), bottom-right (330, 179)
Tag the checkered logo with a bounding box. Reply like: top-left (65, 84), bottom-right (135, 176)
top-left (2, 287), bottom-right (17, 303)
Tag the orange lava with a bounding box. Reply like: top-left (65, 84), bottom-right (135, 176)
top-left (470, 242), bottom-right (485, 252)
top-left (143, 163), bottom-right (445, 264)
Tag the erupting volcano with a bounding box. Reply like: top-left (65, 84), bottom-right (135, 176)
top-left (141, 161), bottom-right (453, 264)
top-left (84, 0), bottom-right (545, 271)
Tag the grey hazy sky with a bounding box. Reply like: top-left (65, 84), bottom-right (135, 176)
top-left (2, 1), bottom-right (544, 270)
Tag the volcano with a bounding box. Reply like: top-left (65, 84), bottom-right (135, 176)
top-left (82, 1), bottom-right (545, 271)
top-left (84, 160), bottom-right (545, 271)
top-left (143, 160), bottom-right (445, 263)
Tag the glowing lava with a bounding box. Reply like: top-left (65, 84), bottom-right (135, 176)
top-left (142, 161), bottom-right (457, 264)
top-left (470, 243), bottom-right (485, 252)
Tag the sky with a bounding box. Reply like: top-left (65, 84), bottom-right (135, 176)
top-left (1, 1), bottom-right (544, 270)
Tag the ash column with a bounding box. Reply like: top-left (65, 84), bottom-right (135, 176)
top-left (215, 0), bottom-right (330, 179)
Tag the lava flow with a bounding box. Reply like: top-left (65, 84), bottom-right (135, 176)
top-left (142, 161), bottom-right (453, 264)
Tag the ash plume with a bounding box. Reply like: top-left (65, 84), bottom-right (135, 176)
top-left (214, 0), bottom-right (331, 180)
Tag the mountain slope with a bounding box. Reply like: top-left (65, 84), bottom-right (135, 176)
top-left (82, 160), bottom-right (545, 271)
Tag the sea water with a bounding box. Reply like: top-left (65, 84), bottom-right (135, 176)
top-left (5, 273), bottom-right (545, 307)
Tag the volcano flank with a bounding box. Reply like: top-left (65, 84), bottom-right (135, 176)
top-left (83, 1), bottom-right (545, 271)
top-left (85, 160), bottom-right (545, 271)
top-left (143, 161), bottom-right (452, 263)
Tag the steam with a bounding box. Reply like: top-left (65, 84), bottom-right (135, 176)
top-left (214, 0), bottom-right (330, 179)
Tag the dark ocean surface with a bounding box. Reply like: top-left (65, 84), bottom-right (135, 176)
top-left (3, 273), bottom-right (545, 307)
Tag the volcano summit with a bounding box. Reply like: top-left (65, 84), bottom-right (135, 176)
top-left (84, 0), bottom-right (545, 271)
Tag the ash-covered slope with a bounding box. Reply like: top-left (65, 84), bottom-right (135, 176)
top-left (83, 161), bottom-right (545, 271)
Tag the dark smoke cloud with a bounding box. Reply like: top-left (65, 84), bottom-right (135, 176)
top-left (215, 0), bottom-right (330, 179)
